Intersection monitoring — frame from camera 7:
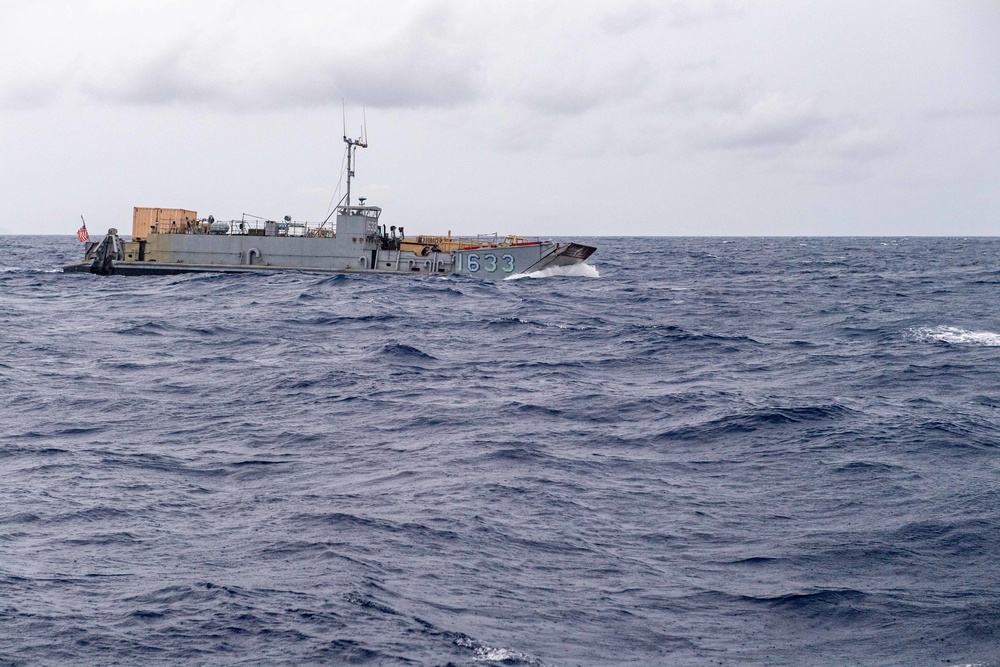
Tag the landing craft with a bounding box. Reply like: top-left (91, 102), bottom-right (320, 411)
top-left (63, 132), bottom-right (596, 280)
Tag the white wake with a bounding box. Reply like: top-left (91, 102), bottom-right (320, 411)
top-left (505, 263), bottom-right (600, 280)
top-left (913, 326), bottom-right (1000, 347)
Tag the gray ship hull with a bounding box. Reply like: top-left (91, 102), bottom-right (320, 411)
top-left (64, 218), bottom-right (595, 281)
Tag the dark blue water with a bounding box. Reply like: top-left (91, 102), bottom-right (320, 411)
top-left (3, 235), bottom-right (1000, 666)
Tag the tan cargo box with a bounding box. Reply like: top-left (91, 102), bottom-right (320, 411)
top-left (132, 207), bottom-right (198, 240)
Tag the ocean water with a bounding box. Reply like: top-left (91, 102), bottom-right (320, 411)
top-left (2, 235), bottom-right (1000, 666)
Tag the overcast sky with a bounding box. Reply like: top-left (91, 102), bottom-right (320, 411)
top-left (1, 0), bottom-right (998, 236)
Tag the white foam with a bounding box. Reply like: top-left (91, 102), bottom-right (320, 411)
top-left (0, 267), bottom-right (61, 273)
top-left (505, 263), bottom-right (600, 280)
top-left (454, 636), bottom-right (537, 664)
top-left (473, 646), bottom-right (532, 662)
top-left (913, 326), bottom-right (1000, 347)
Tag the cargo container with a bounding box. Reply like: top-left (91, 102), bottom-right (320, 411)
top-left (132, 207), bottom-right (198, 240)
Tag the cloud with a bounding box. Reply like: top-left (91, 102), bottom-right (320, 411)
top-left (826, 126), bottom-right (899, 161)
top-left (76, 1), bottom-right (479, 110)
top-left (598, 0), bottom-right (745, 33)
top-left (662, 0), bottom-right (745, 28)
top-left (653, 85), bottom-right (902, 181)
top-left (1, 0), bottom-right (480, 112)
top-left (0, 0), bottom-right (84, 110)
top-left (513, 57), bottom-right (651, 116)
top-left (302, 7), bottom-right (481, 110)
top-left (600, 3), bottom-right (660, 35)
top-left (0, 75), bottom-right (69, 110)
top-left (924, 104), bottom-right (1000, 120)
top-left (694, 94), bottom-right (830, 150)
top-left (0, 0), bottom-right (920, 171)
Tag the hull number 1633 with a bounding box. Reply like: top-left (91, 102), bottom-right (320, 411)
top-left (467, 253), bottom-right (515, 273)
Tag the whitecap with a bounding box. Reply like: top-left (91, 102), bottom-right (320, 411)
top-left (505, 263), bottom-right (600, 280)
top-left (454, 636), bottom-right (540, 664)
top-left (473, 646), bottom-right (533, 662)
top-left (1, 267), bottom-right (62, 273)
top-left (913, 326), bottom-right (1000, 347)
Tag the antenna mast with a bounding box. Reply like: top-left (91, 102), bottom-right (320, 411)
top-left (343, 107), bottom-right (368, 208)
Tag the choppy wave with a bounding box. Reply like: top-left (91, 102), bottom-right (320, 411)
top-left (3, 235), bottom-right (1000, 666)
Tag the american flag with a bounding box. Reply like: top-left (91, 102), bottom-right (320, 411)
top-left (77, 217), bottom-right (89, 242)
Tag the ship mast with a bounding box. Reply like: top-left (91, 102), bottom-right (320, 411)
top-left (343, 110), bottom-right (368, 208)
